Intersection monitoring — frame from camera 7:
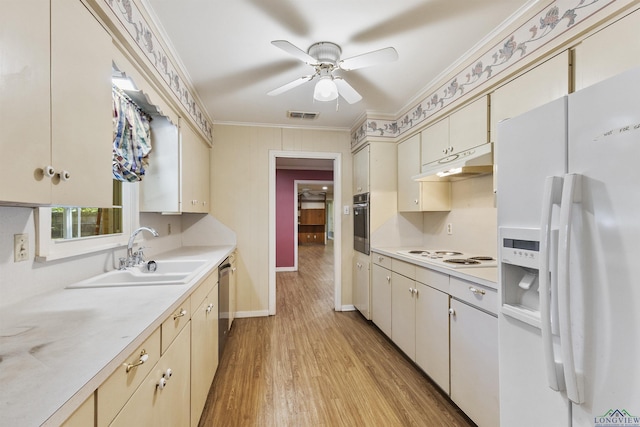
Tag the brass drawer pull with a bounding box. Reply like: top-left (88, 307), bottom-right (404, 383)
top-left (173, 308), bottom-right (187, 320)
top-left (125, 349), bottom-right (149, 373)
top-left (469, 286), bottom-right (486, 296)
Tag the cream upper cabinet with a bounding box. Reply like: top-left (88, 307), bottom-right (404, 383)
top-left (421, 96), bottom-right (488, 169)
top-left (0, 0), bottom-right (51, 204)
top-left (491, 51), bottom-right (570, 142)
top-left (573, 9), bottom-right (640, 90)
top-left (1, 0), bottom-right (112, 206)
top-left (141, 119), bottom-right (211, 213)
top-left (352, 145), bottom-right (369, 194)
top-left (181, 121), bottom-right (211, 213)
top-left (449, 96), bottom-right (489, 153)
top-left (420, 117), bottom-right (449, 168)
top-left (398, 133), bottom-right (451, 212)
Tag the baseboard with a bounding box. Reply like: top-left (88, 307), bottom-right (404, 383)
top-left (275, 266), bottom-right (297, 272)
top-left (234, 310), bottom-right (270, 318)
top-left (341, 305), bottom-right (356, 311)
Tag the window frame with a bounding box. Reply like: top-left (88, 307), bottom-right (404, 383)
top-left (35, 183), bottom-right (139, 261)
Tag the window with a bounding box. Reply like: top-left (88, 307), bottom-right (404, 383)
top-left (51, 180), bottom-right (123, 240)
top-left (36, 182), bottom-right (138, 261)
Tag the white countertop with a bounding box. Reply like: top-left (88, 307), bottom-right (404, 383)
top-left (0, 245), bottom-right (234, 426)
top-left (372, 247), bottom-right (498, 289)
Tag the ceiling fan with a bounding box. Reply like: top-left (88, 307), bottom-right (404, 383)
top-left (267, 40), bottom-right (398, 104)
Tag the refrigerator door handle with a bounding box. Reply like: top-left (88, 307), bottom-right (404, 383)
top-left (558, 173), bottom-right (584, 404)
top-left (539, 176), bottom-right (564, 391)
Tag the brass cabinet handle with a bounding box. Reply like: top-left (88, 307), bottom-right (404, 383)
top-left (469, 286), bottom-right (486, 296)
top-left (125, 349), bottom-right (149, 373)
top-left (173, 308), bottom-right (187, 320)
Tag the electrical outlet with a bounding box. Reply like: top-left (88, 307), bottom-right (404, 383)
top-left (446, 223), bottom-right (453, 235)
top-left (14, 234), bottom-right (29, 262)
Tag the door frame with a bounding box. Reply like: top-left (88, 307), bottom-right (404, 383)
top-left (269, 150), bottom-right (342, 315)
top-left (293, 179), bottom-right (334, 272)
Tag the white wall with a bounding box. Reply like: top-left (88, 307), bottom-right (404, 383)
top-left (421, 174), bottom-right (497, 255)
top-left (210, 125), bottom-right (352, 315)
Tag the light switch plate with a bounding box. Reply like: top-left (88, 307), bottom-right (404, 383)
top-left (14, 234), bottom-right (29, 262)
top-left (343, 205), bottom-right (349, 215)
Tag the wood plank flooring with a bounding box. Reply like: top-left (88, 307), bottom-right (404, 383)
top-left (199, 242), bottom-right (474, 426)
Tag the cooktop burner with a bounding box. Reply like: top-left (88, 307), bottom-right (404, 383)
top-left (443, 258), bottom-right (481, 265)
top-left (395, 249), bottom-right (497, 268)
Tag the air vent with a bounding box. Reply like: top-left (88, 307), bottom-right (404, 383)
top-left (287, 110), bottom-right (320, 120)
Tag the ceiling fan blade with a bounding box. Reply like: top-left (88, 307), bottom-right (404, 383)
top-left (339, 47), bottom-right (398, 71)
top-left (334, 78), bottom-right (362, 104)
top-left (267, 75), bottom-right (313, 96)
top-left (271, 40), bottom-right (317, 65)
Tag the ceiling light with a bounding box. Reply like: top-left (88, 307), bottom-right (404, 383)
top-left (313, 76), bottom-right (338, 102)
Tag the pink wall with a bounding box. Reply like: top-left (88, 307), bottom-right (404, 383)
top-left (276, 169), bottom-right (333, 268)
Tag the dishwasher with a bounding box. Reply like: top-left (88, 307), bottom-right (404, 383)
top-left (218, 258), bottom-right (231, 359)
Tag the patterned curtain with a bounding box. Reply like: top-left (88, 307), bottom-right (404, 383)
top-left (112, 87), bottom-right (152, 182)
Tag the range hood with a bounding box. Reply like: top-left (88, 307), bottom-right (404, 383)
top-left (413, 142), bottom-right (493, 181)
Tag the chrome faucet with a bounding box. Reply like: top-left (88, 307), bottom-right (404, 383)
top-left (125, 226), bottom-right (159, 267)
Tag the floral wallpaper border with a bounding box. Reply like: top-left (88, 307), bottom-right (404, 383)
top-left (351, 0), bottom-right (615, 147)
top-left (105, 0), bottom-right (213, 142)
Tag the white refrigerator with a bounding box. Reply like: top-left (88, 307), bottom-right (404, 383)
top-left (496, 67), bottom-right (640, 427)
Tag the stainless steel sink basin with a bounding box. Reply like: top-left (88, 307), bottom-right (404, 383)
top-left (67, 259), bottom-right (208, 289)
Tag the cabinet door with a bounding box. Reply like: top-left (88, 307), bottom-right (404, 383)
top-left (449, 96), bottom-right (488, 153)
top-left (371, 264), bottom-right (392, 337)
top-left (0, 0), bottom-right (51, 204)
top-left (191, 288), bottom-right (219, 427)
top-left (450, 299), bottom-right (499, 427)
top-left (391, 272), bottom-right (416, 360)
top-left (491, 52), bottom-right (569, 142)
top-left (353, 146), bottom-right (369, 194)
top-left (421, 117), bottom-right (449, 168)
top-left (574, 9), bottom-right (640, 90)
top-left (397, 134), bottom-right (422, 212)
top-left (51, 0), bottom-right (113, 206)
top-left (111, 324), bottom-right (191, 427)
top-left (415, 284), bottom-right (450, 394)
top-left (181, 121), bottom-right (211, 213)
top-left (61, 393), bottom-right (94, 427)
top-left (353, 256), bottom-right (370, 320)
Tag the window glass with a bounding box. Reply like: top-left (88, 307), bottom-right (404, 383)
top-left (51, 180), bottom-right (123, 240)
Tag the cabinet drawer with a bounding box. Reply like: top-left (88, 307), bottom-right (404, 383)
top-left (391, 258), bottom-right (415, 279)
top-left (450, 277), bottom-right (497, 315)
top-left (190, 269), bottom-right (217, 309)
top-left (415, 266), bottom-right (449, 293)
top-left (372, 252), bottom-right (392, 269)
top-left (97, 327), bottom-right (161, 427)
top-left (162, 300), bottom-right (191, 354)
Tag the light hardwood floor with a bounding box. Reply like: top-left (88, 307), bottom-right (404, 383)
top-left (199, 242), bottom-right (474, 426)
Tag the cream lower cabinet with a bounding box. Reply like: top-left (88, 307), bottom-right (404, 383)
top-left (371, 258), bottom-right (392, 338)
top-left (449, 278), bottom-right (499, 427)
top-left (191, 280), bottom-right (219, 427)
top-left (397, 133), bottom-right (451, 212)
top-left (1, 0), bottom-right (112, 206)
top-left (111, 325), bottom-right (191, 427)
top-left (391, 272), bottom-right (416, 359)
top-left (61, 394), bottom-right (94, 427)
top-left (415, 268), bottom-right (450, 394)
top-left (353, 253), bottom-right (371, 320)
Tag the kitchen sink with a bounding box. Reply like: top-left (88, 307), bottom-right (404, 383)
top-left (67, 259), bottom-right (209, 289)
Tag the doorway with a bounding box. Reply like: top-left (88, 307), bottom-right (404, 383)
top-left (294, 179), bottom-right (334, 272)
top-left (269, 150), bottom-right (342, 315)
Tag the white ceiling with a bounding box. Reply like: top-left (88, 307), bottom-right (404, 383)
top-left (145, 0), bottom-right (534, 130)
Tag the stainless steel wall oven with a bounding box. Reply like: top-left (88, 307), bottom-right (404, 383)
top-left (353, 193), bottom-right (370, 255)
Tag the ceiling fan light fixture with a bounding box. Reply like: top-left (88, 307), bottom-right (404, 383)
top-left (313, 76), bottom-right (338, 102)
